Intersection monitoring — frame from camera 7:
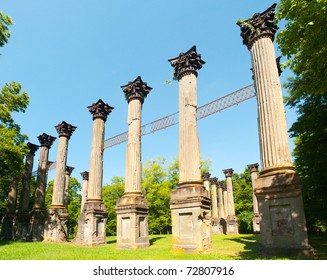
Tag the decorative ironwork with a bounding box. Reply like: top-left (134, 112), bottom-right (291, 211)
top-left (223, 168), bottom-right (234, 177)
top-left (87, 99), bottom-right (114, 121)
top-left (168, 45), bottom-right (205, 80)
top-left (55, 121), bottom-right (77, 139)
top-left (121, 76), bottom-right (152, 104)
top-left (237, 3), bottom-right (278, 48)
top-left (104, 84), bottom-right (255, 149)
top-left (27, 142), bottom-right (39, 156)
top-left (37, 133), bottom-right (56, 148)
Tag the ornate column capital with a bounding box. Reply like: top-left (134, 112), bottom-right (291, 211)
top-left (168, 45), bottom-right (205, 80)
top-left (65, 166), bottom-right (74, 175)
top-left (55, 121), bottom-right (77, 139)
top-left (80, 171), bottom-right (89, 181)
top-left (87, 99), bottom-right (114, 122)
top-left (37, 133), bottom-right (56, 148)
top-left (210, 177), bottom-right (218, 185)
top-left (247, 163), bottom-right (259, 173)
top-left (201, 172), bottom-right (211, 181)
top-left (223, 168), bottom-right (234, 178)
top-left (121, 76), bottom-right (152, 104)
top-left (27, 142), bottom-right (39, 156)
top-left (237, 3), bottom-right (278, 49)
top-left (217, 181), bottom-right (224, 188)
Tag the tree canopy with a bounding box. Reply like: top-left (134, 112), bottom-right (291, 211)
top-left (276, 0), bottom-right (327, 233)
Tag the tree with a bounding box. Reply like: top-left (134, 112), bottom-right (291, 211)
top-left (276, 0), bottom-right (327, 233)
top-left (231, 169), bottom-right (254, 233)
top-left (0, 10), bottom-right (14, 48)
top-left (102, 176), bottom-right (125, 236)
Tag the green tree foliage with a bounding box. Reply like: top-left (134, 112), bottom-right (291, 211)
top-left (0, 10), bottom-right (13, 48)
top-left (231, 168), bottom-right (254, 233)
top-left (276, 0), bottom-right (327, 233)
top-left (102, 176), bottom-right (125, 236)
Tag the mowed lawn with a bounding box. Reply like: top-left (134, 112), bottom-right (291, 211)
top-left (0, 234), bottom-right (326, 260)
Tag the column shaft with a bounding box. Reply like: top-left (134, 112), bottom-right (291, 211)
top-left (125, 99), bottom-right (142, 193)
top-left (178, 73), bottom-right (201, 184)
top-left (87, 118), bottom-right (105, 201)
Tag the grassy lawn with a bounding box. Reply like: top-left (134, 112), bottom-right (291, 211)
top-left (0, 234), bottom-right (326, 260)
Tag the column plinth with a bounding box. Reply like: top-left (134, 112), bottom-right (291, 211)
top-left (168, 46), bottom-right (211, 253)
top-left (74, 99), bottom-right (113, 246)
top-left (116, 76), bottom-right (151, 249)
top-left (44, 121), bottom-right (76, 242)
top-left (29, 133), bottom-right (56, 241)
top-left (238, 4), bottom-right (313, 257)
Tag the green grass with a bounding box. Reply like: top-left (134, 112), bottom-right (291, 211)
top-left (0, 234), bottom-right (326, 260)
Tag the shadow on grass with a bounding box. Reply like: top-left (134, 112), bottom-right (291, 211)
top-left (149, 236), bottom-right (165, 245)
top-left (0, 240), bottom-right (13, 246)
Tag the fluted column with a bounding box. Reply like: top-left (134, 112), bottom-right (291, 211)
top-left (248, 163), bottom-right (260, 233)
top-left (15, 142), bottom-right (39, 240)
top-left (77, 99), bottom-right (113, 246)
top-left (168, 46), bottom-right (211, 252)
top-left (52, 122), bottom-right (76, 207)
top-left (1, 175), bottom-right (19, 240)
top-left (223, 168), bottom-right (238, 234)
top-left (217, 181), bottom-right (225, 219)
top-left (210, 177), bottom-right (218, 220)
top-left (80, 171), bottom-right (89, 213)
top-left (223, 184), bottom-right (228, 220)
top-left (202, 172), bottom-right (211, 195)
top-left (64, 166), bottom-right (74, 209)
top-left (116, 76), bottom-right (151, 249)
top-left (87, 100), bottom-right (113, 201)
top-left (29, 133), bottom-right (56, 241)
top-left (237, 3), bottom-right (312, 256)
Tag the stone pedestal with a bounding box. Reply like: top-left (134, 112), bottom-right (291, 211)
top-left (168, 46), bottom-right (211, 253)
top-left (223, 168), bottom-right (238, 234)
top-left (15, 142), bottom-right (39, 240)
top-left (44, 121), bottom-right (76, 242)
top-left (248, 163), bottom-right (260, 233)
top-left (116, 77), bottom-right (151, 249)
top-left (74, 99), bottom-right (113, 246)
top-left (237, 4), bottom-right (312, 256)
top-left (29, 133), bottom-right (56, 241)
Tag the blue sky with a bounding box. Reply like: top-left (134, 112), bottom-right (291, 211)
top-left (1, 0), bottom-right (297, 185)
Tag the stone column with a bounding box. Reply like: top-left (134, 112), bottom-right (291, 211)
top-left (168, 46), bottom-right (211, 253)
top-left (217, 181), bottom-right (226, 234)
top-left (1, 175), bottom-right (20, 240)
top-left (222, 184), bottom-right (228, 222)
top-left (15, 142), bottom-right (39, 240)
top-left (44, 121), bottom-right (76, 242)
top-left (202, 172), bottom-right (211, 196)
top-left (80, 171), bottom-right (89, 213)
top-left (116, 76), bottom-right (151, 249)
top-left (248, 163), bottom-right (260, 233)
top-left (64, 166), bottom-right (74, 209)
top-left (210, 177), bottom-right (220, 234)
top-left (29, 133), bottom-right (56, 241)
top-left (75, 99), bottom-right (113, 245)
top-left (223, 168), bottom-right (238, 234)
top-left (238, 4), bottom-right (312, 257)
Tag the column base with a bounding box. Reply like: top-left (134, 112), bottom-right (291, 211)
top-left (170, 183), bottom-right (212, 253)
top-left (74, 201), bottom-right (108, 246)
top-left (211, 218), bottom-right (223, 235)
top-left (44, 207), bottom-right (69, 242)
top-left (115, 194), bottom-right (150, 249)
top-left (29, 208), bottom-right (48, 241)
top-left (226, 215), bottom-right (239, 235)
top-left (14, 211), bottom-right (30, 240)
top-left (0, 213), bottom-right (15, 240)
top-left (256, 172), bottom-right (314, 258)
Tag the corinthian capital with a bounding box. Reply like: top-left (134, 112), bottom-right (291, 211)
top-left (121, 76), bottom-right (152, 104)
